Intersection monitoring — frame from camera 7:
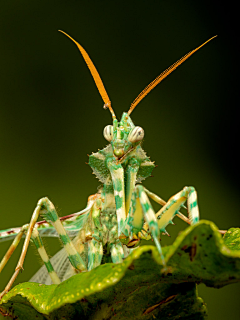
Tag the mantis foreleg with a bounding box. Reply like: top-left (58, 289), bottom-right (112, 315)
top-left (156, 186), bottom-right (199, 232)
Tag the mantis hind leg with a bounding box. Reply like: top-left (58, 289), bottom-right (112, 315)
top-left (0, 199), bottom-right (53, 299)
top-left (30, 227), bottom-right (61, 284)
top-left (0, 196), bottom-right (90, 300)
top-left (39, 197), bottom-right (87, 272)
top-left (0, 224), bottom-right (60, 300)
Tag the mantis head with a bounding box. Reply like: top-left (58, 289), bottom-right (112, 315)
top-left (59, 30), bottom-right (216, 160)
top-left (103, 112), bottom-right (144, 158)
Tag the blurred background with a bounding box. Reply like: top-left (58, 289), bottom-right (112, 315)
top-left (0, 1), bottom-right (239, 319)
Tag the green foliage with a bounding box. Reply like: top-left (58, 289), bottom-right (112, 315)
top-left (1, 221), bottom-right (239, 319)
top-left (223, 228), bottom-right (240, 251)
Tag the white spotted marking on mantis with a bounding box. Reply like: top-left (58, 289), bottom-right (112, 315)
top-left (0, 32), bottom-right (218, 301)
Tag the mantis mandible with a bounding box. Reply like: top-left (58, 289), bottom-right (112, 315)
top-left (0, 32), bottom-right (217, 300)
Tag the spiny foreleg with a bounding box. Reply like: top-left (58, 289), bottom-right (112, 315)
top-left (136, 185), bottom-right (166, 268)
top-left (143, 187), bottom-right (191, 226)
top-left (122, 185), bottom-right (195, 268)
top-left (156, 186), bottom-right (199, 233)
top-left (143, 187), bottom-right (222, 235)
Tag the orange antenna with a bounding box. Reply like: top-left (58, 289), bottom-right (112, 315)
top-left (59, 30), bottom-right (116, 119)
top-left (128, 35), bottom-right (217, 115)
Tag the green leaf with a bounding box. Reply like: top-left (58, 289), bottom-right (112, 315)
top-left (1, 221), bottom-right (240, 319)
top-left (223, 227), bottom-right (240, 251)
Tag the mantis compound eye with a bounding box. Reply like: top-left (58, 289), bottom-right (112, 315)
top-left (128, 126), bottom-right (144, 143)
top-left (103, 125), bottom-right (113, 141)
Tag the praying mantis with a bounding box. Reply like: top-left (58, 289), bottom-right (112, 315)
top-left (0, 32), bottom-right (217, 301)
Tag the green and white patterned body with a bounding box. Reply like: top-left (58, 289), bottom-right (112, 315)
top-left (0, 33), bottom-right (215, 297)
top-left (87, 112), bottom-right (155, 266)
top-left (84, 111), bottom-right (200, 269)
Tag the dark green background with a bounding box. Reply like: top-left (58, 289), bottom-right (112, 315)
top-left (0, 1), bottom-right (239, 319)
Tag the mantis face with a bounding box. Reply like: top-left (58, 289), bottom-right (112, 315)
top-left (103, 112), bottom-right (144, 159)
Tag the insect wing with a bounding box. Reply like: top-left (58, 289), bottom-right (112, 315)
top-left (29, 246), bottom-right (74, 285)
top-left (29, 212), bottom-right (91, 285)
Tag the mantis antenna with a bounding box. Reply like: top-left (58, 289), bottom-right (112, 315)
top-left (128, 35), bottom-right (217, 115)
top-left (59, 30), bottom-right (116, 120)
